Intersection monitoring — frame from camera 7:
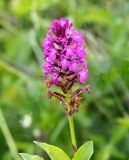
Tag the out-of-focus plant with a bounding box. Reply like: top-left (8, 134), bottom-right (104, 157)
top-left (20, 18), bottom-right (93, 160)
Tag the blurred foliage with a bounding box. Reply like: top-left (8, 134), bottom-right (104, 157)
top-left (0, 0), bottom-right (129, 160)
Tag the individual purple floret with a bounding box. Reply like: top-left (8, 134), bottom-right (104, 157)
top-left (42, 18), bottom-right (89, 87)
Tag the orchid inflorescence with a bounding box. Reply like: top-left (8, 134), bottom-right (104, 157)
top-left (43, 18), bottom-right (90, 116)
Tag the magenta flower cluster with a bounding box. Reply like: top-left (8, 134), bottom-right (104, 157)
top-left (43, 18), bottom-right (89, 85)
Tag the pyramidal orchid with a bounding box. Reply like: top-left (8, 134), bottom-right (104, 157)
top-left (43, 18), bottom-right (91, 151)
top-left (20, 18), bottom-right (93, 160)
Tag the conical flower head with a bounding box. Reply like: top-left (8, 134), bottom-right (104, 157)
top-left (43, 18), bottom-right (89, 89)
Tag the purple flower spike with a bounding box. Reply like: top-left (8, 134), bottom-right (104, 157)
top-left (43, 18), bottom-right (89, 86)
top-left (43, 18), bottom-right (91, 115)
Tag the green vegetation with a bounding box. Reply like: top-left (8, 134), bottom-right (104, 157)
top-left (0, 0), bottom-right (129, 159)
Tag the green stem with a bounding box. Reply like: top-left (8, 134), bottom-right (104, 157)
top-left (68, 115), bottom-right (77, 153)
top-left (0, 109), bottom-right (21, 160)
top-left (66, 94), bottom-right (77, 154)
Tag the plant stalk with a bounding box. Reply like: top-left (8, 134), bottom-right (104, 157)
top-left (68, 114), bottom-right (77, 153)
top-left (66, 94), bottom-right (77, 154)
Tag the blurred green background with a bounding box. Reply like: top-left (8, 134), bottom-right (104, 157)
top-left (0, 0), bottom-right (129, 160)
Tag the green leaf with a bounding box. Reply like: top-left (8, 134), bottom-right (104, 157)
top-left (73, 141), bottom-right (93, 160)
top-left (34, 141), bottom-right (71, 160)
top-left (20, 153), bottom-right (44, 160)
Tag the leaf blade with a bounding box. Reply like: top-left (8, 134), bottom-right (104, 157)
top-left (73, 141), bottom-right (93, 160)
top-left (20, 153), bottom-right (44, 160)
top-left (34, 141), bottom-right (71, 160)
